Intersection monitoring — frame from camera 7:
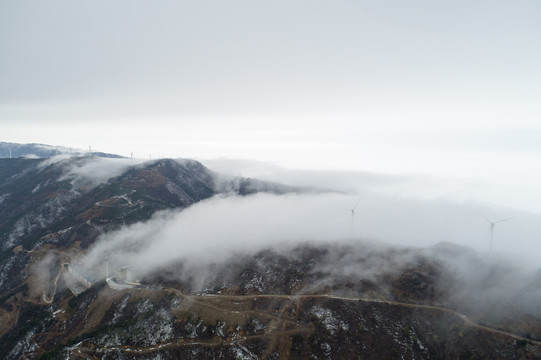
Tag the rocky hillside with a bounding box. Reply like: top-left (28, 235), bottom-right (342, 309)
top-left (2, 241), bottom-right (541, 359)
top-left (0, 156), bottom-right (540, 359)
top-left (0, 157), bottom-right (296, 291)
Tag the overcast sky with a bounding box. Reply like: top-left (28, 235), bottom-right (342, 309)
top-left (2, 1), bottom-right (541, 212)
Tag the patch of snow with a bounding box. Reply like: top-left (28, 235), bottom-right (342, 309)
top-left (320, 342), bottom-right (332, 359)
top-left (0, 193), bottom-right (10, 204)
top-left (187, 319), bottom-right (205, 339)
top-left (251, 318), bottom-right (266, 333)
top-left (215, 320), bottom-right (226, 338)
top-left (310, 305), bottom-right (349, 335)
top-left (7, 329), bottom-right (38, 360)
top-left (0, 256), bottom-right (16, 290)
top-left (170, 296), bottom-right (181, 309)
top-left (417, 337), bottom-right (425, 350)
top-left (5, 192), bottom-right (78, 249)
top-left (117, 193), bottom-right (134, 206)
top-left (145, 308), bottom-right (174, 345)
top-left (245, 273), bottom-right (265, 293)
top-left (231, 344), bottom-right (259, 360)
top-left (136, 298), bottom-right (154, 314)
top-left (165, 182), bottom-right (190, 203)
top-left (109, 294), bottom-right (130, 324)
top-left (100, 305), bottom-right (174, 347)
top-left (32, 183), bottom-right (42, 193)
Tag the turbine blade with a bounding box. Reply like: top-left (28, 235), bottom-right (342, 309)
top-left (494, 217), bottom-right (514, 223)
top-left (352, 197), bottom-right (362, 211)
top-left (476, 211), bottom-right (492, 224)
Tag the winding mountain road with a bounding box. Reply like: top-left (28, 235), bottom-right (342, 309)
top-left (22, 249), bottom-right (540, 355)
top-left (190, 292), bottom-right (541, 346)
top-left (67, 290), bottom-right (541, 359)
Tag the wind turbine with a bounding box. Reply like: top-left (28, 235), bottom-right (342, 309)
top-left (8, 147), bottom-right (11, 158)
top-left (477, 212), bottom-right (513, 252)
top-left (349, 197), bottom-right (362, 238)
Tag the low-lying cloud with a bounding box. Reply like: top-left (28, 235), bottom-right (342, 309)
top-left (58, 157), bottom-right (541, 329)
top-left (81, 189), bottom-right (541, 284)
top-left (58, 157), bottom-right (145, 190)
top-left (82, 192), bottom-right (350, 276)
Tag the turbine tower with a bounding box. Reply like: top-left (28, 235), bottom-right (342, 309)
top-left (477, 212), bottom-right (513, 252)
top-left (8, 147), bottom-right (11, 158)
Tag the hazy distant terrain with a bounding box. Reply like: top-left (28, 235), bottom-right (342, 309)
top-left (0, 142), bottom-right (123, 159)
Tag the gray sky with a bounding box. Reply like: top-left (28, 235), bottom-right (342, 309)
top-left (2, 1), bottom-right (541, 212)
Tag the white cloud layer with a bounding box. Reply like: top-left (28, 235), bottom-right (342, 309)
top-left (82, 188), bottom-right (541, 283)
top-left (50, 156), bottom-right (146, 190)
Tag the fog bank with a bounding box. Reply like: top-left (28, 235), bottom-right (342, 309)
top-left (81, 190), bottom-right (541, 282)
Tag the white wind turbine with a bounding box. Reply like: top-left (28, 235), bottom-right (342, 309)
top-left (349, 197), bottom-right (362, 239)
top-left (477, 212), bottom-right (514, 252)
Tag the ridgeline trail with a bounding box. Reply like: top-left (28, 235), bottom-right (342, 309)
top-left (189, 292), bottom-right (541, 346)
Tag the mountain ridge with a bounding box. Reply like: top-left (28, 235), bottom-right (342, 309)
top-left (0, 141), bottom-right (124, 159)
top-left (0, 149), bottom-right (540, 359)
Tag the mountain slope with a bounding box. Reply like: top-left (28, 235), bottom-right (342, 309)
top-left (0, 157), bottom-right (298, 291)
top-left (0, 156), bottom-right (540, 359)
top-left (2, 242), bottom-right (541, 359)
